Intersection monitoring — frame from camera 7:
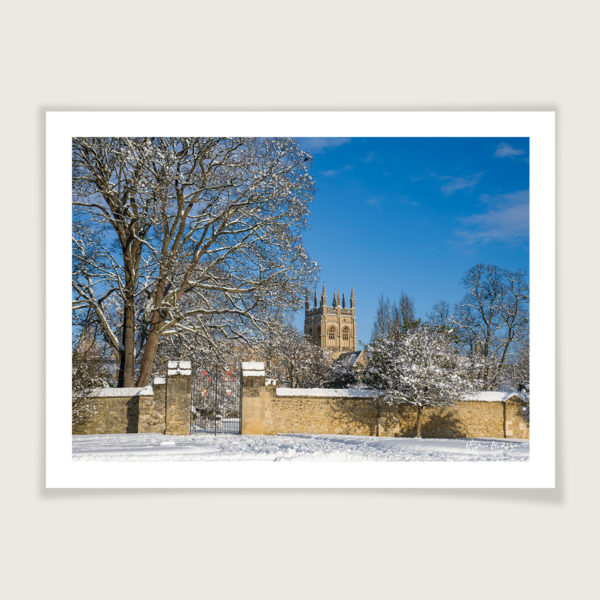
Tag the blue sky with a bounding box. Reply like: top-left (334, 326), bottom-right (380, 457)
top-left (293, 137), bottom-right (530, 347)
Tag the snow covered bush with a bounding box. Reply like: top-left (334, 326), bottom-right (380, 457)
top-left (72, 350), bottom-right (111, 432)
top-left (364, 325), bottom-right (475, 437)
top-left (257, 319), bottom-right (333, 387)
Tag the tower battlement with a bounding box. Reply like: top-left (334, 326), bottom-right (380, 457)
top-left (304, 286), bottom-right (357, 357)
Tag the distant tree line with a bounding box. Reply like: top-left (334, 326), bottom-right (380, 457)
top-left (367, 263), bottom-right (528, 388)
top-left (361, 263), bottom-right (529, 436)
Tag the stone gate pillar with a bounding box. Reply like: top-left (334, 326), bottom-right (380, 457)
top-left (240, 361), bottom-right (268, 435)
top-left (165, 360), bottom-right (192, 435)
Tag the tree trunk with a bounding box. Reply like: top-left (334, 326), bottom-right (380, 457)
top-left (118, 297), bottom-right (136, 387)
top-left (415, 405), bottom-right (423, 438)
top-left (136, 279), bottom-right (167, 386)
top-left (491, 333), bottom-right (513, 388)
top-left (136, 329), bottom-right (161, 386)
top-left (118, 248), bottom-right (139, 387)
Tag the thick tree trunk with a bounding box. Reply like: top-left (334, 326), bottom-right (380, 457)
top-left (118, 298), bottom-right (136, 387)
top-left (415, 405), bottom-right (423, 438)
top-left (136, 329), bottom-right (161, 386)
top-left (136, 277), bottom-right (167, 386)
top-left (118, 250), bottom-right (140, 387)
top-left (491, 334), bottom-right (513, 388)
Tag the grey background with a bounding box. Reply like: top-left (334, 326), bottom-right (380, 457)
top-left (3, 1), bottom-right (597, 598)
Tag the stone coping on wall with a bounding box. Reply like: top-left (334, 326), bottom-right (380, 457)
top-left (274, 388), bottom-right (526, 402)
top-left (88, 386), bottom-right (154, 397)
top-left (242, 361), bottom-right (266, 376)
top-left (463, 391), bottom-right (526, 403)
top-left (276, 387), bottom-right (380, 398)
top-left (167, 359), bottom-right (192, 376)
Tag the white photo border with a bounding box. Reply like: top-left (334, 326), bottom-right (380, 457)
top-left (47, 111), bottom-right (555, 488)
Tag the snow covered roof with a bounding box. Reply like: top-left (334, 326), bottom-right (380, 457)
top-left (462, 391), bottom-right (525, 403)
top-left (336, 350), bottom-right (365, 368)
top-left (89, 386), bottom-right (154, 398)
top-left (276, 387), bottom-right (380, 398)
top-left (242, 361), bottom-right (265, 377)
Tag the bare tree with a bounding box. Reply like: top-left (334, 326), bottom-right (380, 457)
top-left (371, 292), bottom-right (420, 340)
top-left (427, 300), bottom-right (452, 329)
top-left (73, 137), bottom-right (318, 386)
top-left (371, 295), bottom-right (393, 340)
top-left (394, 293), bottom-right (419, 334)
top-left (454, 264), bottom-right (528, 388)
top-left (498, 338), bottom-right (530, 394)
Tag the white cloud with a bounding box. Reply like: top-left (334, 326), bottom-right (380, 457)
top-left (361, 150), bottom-right (377, 163)
top-left (321, 164), bottom-right (353, 177)
top-left (440, 173), bottom-right (484, 195)
top-left (456, 190), bottom-right (529, 245)
top-left (397, 194), bottom-right (420, 207)
top-left (411, 170), bottom-right (484, 195)
top-left (494, 142), bottom-right (525, 158)
top-left (297, 137), bottom-right (351, 154)
top-left (365, 193), bottom-right (419, 208)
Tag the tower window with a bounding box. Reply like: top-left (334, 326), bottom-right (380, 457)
top-left (342, 327), bottom-right (349, 341)
top-left (328, 326), bottom-right (336, 340)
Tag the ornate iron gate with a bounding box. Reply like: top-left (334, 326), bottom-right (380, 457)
top-left (191, 367), bottom-right (241, 434)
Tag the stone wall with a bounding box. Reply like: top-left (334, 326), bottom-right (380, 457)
top-left (73, 361), bottom-right (192, 435)
top-left (394, 400), bottom-right (529, 439)
top-left (138, 380), bottom-right (166, 434)
top-left (240, 363), bottom-right (529, 439)
top-left (72, 387), bottom-right (151, 435)
top-left (264, 391), bottom-right (400, 437)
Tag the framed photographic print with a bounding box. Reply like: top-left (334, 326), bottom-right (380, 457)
top-left (46, 111), bottom-right (554, 488)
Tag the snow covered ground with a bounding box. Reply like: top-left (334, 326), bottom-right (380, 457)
top-left (72, 433), bottom-right (529, 462)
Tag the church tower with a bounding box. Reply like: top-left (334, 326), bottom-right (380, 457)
top-left (304, 285), bottom-right (357, 358)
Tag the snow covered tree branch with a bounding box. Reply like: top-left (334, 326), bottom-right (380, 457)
top-left (72, 137), bottom-right (318, 386)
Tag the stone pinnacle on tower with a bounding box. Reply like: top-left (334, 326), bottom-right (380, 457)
top-left (313, 290), bottom-right (318, 308)
top-left (350, 286), bottom-right (355, 309)
top-left (342, 292), bottom-right (346, 308)
top-left (320, 284), bottom-right (326, 307)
